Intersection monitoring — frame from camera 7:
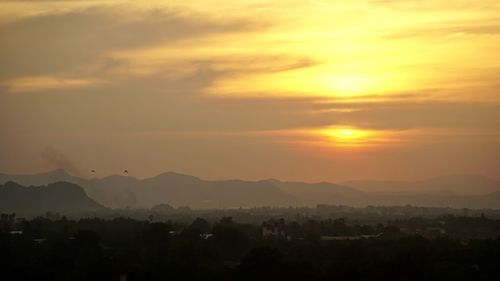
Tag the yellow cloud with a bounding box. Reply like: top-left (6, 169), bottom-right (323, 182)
top-left (94, 1), bottom-right (500, 101)
top-left (2, 76), bottom-right (98, 93)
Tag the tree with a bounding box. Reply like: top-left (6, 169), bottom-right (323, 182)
top-left (189, 217), bottom-right (210, 234)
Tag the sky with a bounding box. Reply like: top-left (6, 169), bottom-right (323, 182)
top-left (1, 0), bottom-right (499, 182)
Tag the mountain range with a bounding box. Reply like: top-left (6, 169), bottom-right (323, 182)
top-left (1, 170), bottom-right (499, 210)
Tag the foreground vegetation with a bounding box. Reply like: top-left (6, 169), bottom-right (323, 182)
top-left (2, 212), bottom-right (500, 281)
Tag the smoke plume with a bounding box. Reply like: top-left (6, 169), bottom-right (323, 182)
top-left (41, 146), bottom-right (83, 177)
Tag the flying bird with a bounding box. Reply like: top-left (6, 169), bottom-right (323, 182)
top-left (123, 170), bottom-right (128, 174)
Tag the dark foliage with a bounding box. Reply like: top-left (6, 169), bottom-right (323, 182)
top-left (1, 214), bottom-right (500, 281)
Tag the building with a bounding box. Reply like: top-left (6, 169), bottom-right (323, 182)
top-left (262, 218), bottom-right (288, 239)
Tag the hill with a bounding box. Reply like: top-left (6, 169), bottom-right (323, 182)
top-left (1, 170), bottom-right (499, 209)
top-left (0, 171), bottom-right (295, 208)
top-left (0, 181), bottom-right (104, 216)
top-left (267, 179), bottom-right (366, 206)
top-left (84, 172), bottom-right (297, 208)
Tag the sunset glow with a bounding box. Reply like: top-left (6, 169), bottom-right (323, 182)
top-left (319, 127), bottom-right (375, 147)
top-left (1, 0), bottom-right (499, 181)
top-left (2, 2), bottom-right (500, 277)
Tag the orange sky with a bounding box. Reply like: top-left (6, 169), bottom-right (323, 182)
top-left (1, 0), bottom-right (499, 181)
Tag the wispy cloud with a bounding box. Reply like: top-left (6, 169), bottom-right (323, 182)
top-left (1, 0), bottom-right (499, 180)
top-left (2, 75), bottom-right (99, 93)
top-left (0, 5), bottom-right (256, 80)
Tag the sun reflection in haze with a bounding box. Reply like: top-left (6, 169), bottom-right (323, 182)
top-left (319, 126), bottom-right (376, 147)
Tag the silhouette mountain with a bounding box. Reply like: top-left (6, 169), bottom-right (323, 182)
top-left (0, 171), bottom-right (295, 208)
top-left (1, 170), bottom-right (499, 209)
top-left (81, 172), bottom-right (299, 208)
top-left (267, 179), bottom-right (365, 206)
top-left (84, 175), bottom-right (142, 208)
top-left (0, 181), bottom-right (104, 215)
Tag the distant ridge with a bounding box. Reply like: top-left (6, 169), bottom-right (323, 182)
top-left (0, 170), bottom-right (296, 209)
top-left (1, 170), bottom-right (499, 209)
top-left (267, 179), bottom-right (365, 206)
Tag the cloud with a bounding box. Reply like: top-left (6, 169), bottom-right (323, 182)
top-left (4, 72), bottom-right (499, 134)
top-left (314, 100), bottom-right (500, 130)
top-left (40, 146), bottom-right (82, 177)
top-left (0, 5), bottom-right (254, 80)
top-left (1, 75), bottom-right (99, 93)
top-left (385, 24), bottom-right (500, 40)
top-left (1, 0), bottom-right (499, 181)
